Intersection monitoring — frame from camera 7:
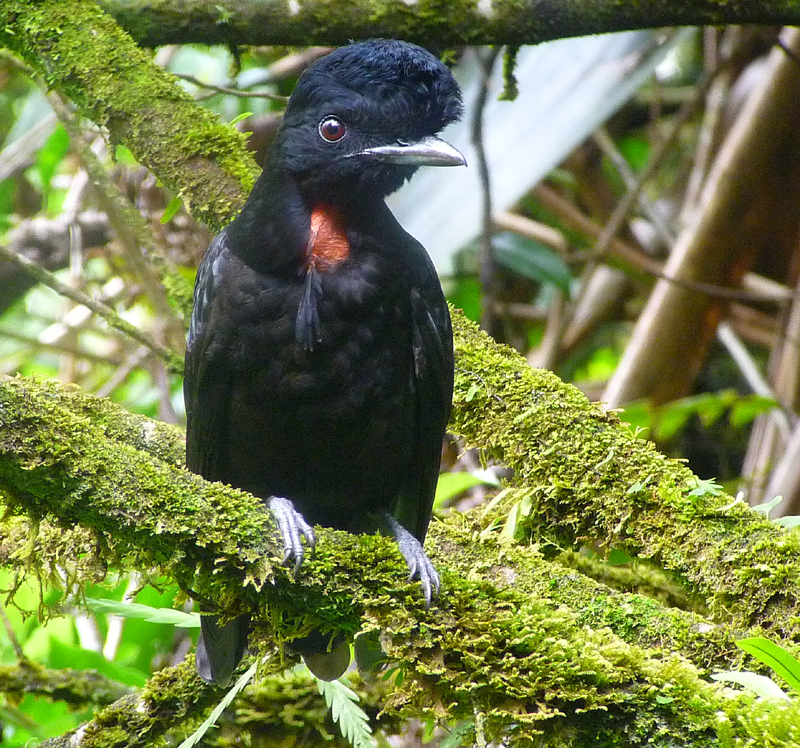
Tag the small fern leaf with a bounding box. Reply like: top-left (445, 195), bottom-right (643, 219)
top-left (178, 660), bottom-right (259, 747)
top-left (315, 675), bottom-right (377, 748)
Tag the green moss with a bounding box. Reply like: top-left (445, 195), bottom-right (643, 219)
top-left (1, 0), bottom-right (258, 233)
top-left (1, 371), bottom-right (797, 744)
top-left (449, 309), bottom-right (800, 644)
top-left (0, 662), bottom-right (133, 706)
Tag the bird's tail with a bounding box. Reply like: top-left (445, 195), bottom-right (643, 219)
top-left (292, 631), bottom-right (351, 681)
top-left (196, 613), bottom-right (250, 686)
top-left (196, 614), bottom-right (350, 683)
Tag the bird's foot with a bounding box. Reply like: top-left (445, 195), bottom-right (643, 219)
top-left (269, 496), bottom-right (316, 575)
top-left (384, 514), bottom-right (440, 607)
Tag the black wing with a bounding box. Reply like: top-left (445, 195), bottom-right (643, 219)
top-left (398, 252), bottom-right (453, 542)
top-left (186, 230), bottom-right (256, 685)
top-left (184, 231), bottom-right (233, 482)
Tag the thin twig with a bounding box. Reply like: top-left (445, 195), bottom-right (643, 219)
top-left (48, 94), bottom-right (185, 354)
top-left (533, 185), bottom-right (792, 305)
top-left (94, 346), bottom-right (151, 398)
top-left (0, 327), bottom-right (124, 365)
top-left (587, 46), bottom-right (730, 269)
top-left (0, 243), bottom-right (183, 373)
top-left (471, 47), bottom-right (501, 332)
top-left (494, 211), bottom-right (570, 257)
top-left (175, 73), bottom-right (288, 103)
top-left (593, 126), bottom-right (675, 244)
top-left (679, 29), bottom-right (735, 224)
top-left (0, 603), bottom-right (28, 663)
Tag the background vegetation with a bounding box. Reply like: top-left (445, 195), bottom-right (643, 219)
top-left (2, 1), bottom-right (800, 746)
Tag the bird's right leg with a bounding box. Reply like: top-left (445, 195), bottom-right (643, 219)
top-left (268, 496), bottom-right (316, 575)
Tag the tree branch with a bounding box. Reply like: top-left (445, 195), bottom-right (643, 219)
top-left (0, 662), bottom-right (133, 707)
top-left (0, 0), bottom-right (259, 233)
top-left (2, 314), bottom-right (800, 744)
top-left (95, 0), bottom-right (800, 48)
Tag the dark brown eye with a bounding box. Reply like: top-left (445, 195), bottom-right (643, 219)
top-left (318, 116), bottom-right (346, 142)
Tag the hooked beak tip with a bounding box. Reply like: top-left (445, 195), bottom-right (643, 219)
top-left (355, 136), bottom-right (467, 168)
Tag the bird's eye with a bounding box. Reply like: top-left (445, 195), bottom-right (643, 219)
top-left (318, 116), bottom-right (346, 143)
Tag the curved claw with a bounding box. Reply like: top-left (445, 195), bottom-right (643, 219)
top-left (268, 496), bottom-right (316, 576)
top-left (384, 514), bottom-right (440, 607)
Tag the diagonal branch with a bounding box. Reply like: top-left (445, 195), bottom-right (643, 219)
top-left (2, 314), bottom-right (800, 744)
top-left (0, 0), bottom-right (259, 233)
top-left (0, 243), bottom-right (184, 374)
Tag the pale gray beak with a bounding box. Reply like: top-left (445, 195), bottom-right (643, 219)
top-left (355, 136), bottom-right (466, 167)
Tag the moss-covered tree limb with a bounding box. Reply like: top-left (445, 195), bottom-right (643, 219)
top-left (36, 658), bottom-right (217, 748)
top-left (0, 0), bottom-right (259, 233)
top-left (449, 316), bottom-right (800, 644)
top-left (2, 319), bottom-right (800, 744)
top-left (96, 0), bottom-right (800, 48)
top-left (0, 375), bottom-right (285, 615)
top-left (0, 661), bottom-right (133, 706)
top-left (32, 658), bottom-right (392, 748)
top-left (0, 373), bottom-right (744, 671)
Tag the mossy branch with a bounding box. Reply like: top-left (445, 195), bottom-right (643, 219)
top-left (449, 316), bottom-right (800, 644)
top-left (0, 0), bottom-right (259, 233)
top-left (0, 662), bottom-right (133, 707)
top-left (95, 0), bottom-right (800, 48)
top-left (36, 658), bottom-right (217, 748)
top-left (2, 314), bottom-right (800, 744)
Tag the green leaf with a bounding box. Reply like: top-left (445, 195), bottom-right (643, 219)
top-left (736, 637), bottom-right (800, 693)
top-left (161, 195), bottom-right (184, 224)
top-left (774, 515), bottom-right (800, 529)
top-left (655, 397), bottom-right (699, 441)
top-left (48, 638), bottom-right (147, 688)
top-left (178, 660), bottom-right (259, 747)
top-left (730, 394), bottom-right (779, 428)
top-left (711, 670), bottom-right (790, 701)
top-left (434, 471), bottom-right (498, 508)
top-left (491, 232), bottom-right (573, 292)
top-left (229, 111), bottom-right (254, 126)
top-left (687, 477), bottom-right (722, 498)
top-left (114, 145), bottom-right (138, 165)
top-left (627, 481), bottom-right (646, 496)
top-left (500, 501), bottom-right (521, 542)
top-left (439, 721), bottom-right (474, 748)
top-left (618, 133), bottom-right (650, 172)
top-left (86, 597), bottom-right (200, 628)
top-left (36, 124), bottom-right (69, 195)
top-left (315, 673), bottom-right (377, 748)
top-left (481, 487), bottom-right (513, 518)
top-left (445, 275), bottom-right (481, 323)
top-left (752, 495), bottom-right (783, 518)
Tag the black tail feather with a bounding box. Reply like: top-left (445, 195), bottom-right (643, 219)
top-left (196, 613), bottom-right (250, 686)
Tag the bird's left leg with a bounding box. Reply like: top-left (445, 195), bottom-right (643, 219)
top-left (269, 496), bottom-right (316, 575)
top-left (384, 514), bottom-right (440, 607)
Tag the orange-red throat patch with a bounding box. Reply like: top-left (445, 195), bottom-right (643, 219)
top-left (306, 204), bottom-right (350, 270)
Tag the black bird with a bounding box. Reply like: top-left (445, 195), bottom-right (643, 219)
top-left (184, 39), bottom-right (464, 685)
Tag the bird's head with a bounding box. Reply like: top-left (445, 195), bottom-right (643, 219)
top-left (274, 40), bottom-right (465, 203)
